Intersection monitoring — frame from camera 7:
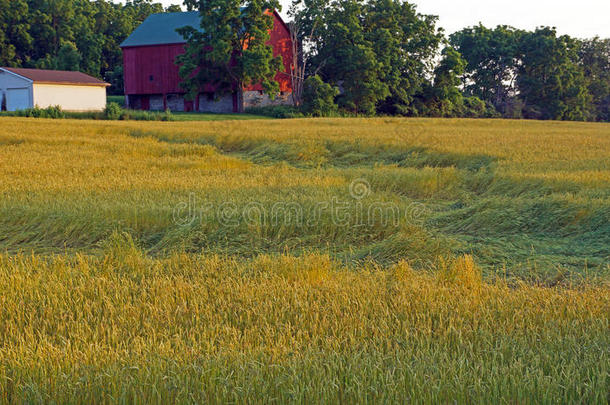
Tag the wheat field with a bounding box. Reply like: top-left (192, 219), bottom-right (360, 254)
top-left (0, 117), bottom-right (609, 402)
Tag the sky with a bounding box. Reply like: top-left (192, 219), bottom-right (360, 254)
top-left (144, 0), bottom-right (610, 39)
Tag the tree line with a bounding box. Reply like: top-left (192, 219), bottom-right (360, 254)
top-left (287, 0), bottom-right (609, 121)
top-left (1, 0), bottom-right (608, 121)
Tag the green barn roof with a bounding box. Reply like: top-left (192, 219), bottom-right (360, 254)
top-left (120, 11), bottom-right (202, 48)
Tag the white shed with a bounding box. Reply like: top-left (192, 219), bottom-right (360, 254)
top-left (0, 67), bottom-right (109, 112)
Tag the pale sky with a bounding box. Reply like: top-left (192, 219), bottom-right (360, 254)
top-left (145, 0), bottom-right (610, 38)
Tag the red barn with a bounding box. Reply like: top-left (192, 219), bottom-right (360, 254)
top-left (120, 11), bottom-right (293, 112)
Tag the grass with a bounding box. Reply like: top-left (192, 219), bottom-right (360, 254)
top-left (106, 95), bottom-right (125, 107)
top-left (170, 111), bottom-right (271, 121)
top-left (0, 98), bottom-right (269, 121)
top-left (0, 116), bottom-right (608, 402)
top-left (0, 109), bottom-right (270, 121)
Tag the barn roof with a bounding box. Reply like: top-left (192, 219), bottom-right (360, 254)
top-left (0, 67), bottom-right (109, 87)
top-left (120, 11), bottom-right (201, 48)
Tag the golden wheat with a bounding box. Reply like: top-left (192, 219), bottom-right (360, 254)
top-left (0, 117), bottom-right (609, 402)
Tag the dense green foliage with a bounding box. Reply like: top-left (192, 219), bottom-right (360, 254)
top-left (104, 101), bottom-right (123, 120)
top-left (451, 26), bottom-right (610, 121)
top-left (291, 0), bottom-right (609, 121)
top-left (579, 37), bottom-right (610, 121)
top-left (302, 75), bottom-right (339, 116)
top-left (0, 103), bottom-right (175, 121)
top-left (291, 0), bottom-right (442, 115)
top-left (1, 105), bottom-right (65, 118)
top-left (516, 28), bottom-right (589, 121)
top-left (449, 25), bottom-right (522, 117)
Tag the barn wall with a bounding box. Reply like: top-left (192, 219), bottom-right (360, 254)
top-left (149, 95), bottom-right (164, 111)
top-left (123, 44), bottom-right (186, 95)
top-left (33, 84), bottom-right (106, 111)
top-left (0, 70), bottom-right (33, 111)
top-left (243, 91), bottom-right (292, 108)
top-left (244, 12), bottom-right (293, 94)
top-left (198, 93), bottom-right (234, 113)
top-left (166, 94), bottom-right (184, 111)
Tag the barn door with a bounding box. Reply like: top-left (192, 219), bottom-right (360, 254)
top-left (6, 88), bottom-right (29, 111)
top-left (141, 95), bottom-right (150, 111)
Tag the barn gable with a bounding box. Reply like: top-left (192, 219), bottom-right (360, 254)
top-left (0, 68), bottom-right (32, 87)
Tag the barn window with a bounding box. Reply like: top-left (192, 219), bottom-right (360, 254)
top-left (258, 90), bottom-right (264, 95)
top-left (0, 92), bottom-right (6, 111)
top-left (149, 75), bottom-right (154, 82)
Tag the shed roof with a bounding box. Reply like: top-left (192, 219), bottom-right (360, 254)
top-left (120, 11), bottom-right (201, 48)
top-left (0, 67), bottom-right (109, 87)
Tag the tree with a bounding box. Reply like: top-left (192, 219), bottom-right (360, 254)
top-left (55, 41), bottom-right (81, 70)
top-left (0, 1), bottom-right (19, 67)
top-left (293, 0), bottom-right (388, 115)
top-left (518, 27), bottom-right (590, 121)
top-left (579, 38), bottom-right (610, 121)
top-left (105, 66), bottom-right (124, 96)
top-left (71, 0), bottom-right (103, 75)
top-left (302, 75), bottom-right (338, 116)
top-left (166, 5), bottom-right (182, 12)
top-left (364, 0), bottom-right (442, 115)
top-left (0, 0), bottom-right (32, 66)
top-left (34, 40), bottom-right (80, 71)
top-left (319, 0), bottom-right (389, 114)
top-left (433, 46), bottom-right (465, 103)
top-left (418, 45), bottom-right (467, 117)
top-left (450, 25), bottom-right (522, 116)
top-left (123, 0), bottom-right (164, 22)
top-left (287, 0), bottom-right (330, 106)
top-left (178, 0), bottom-right (283, 111)
top-left (290, 0), bottom-right (441, 115)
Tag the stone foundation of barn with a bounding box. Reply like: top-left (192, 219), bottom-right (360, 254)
top-left (242, 91), bottom-right (292, 109)
top-left (125, 90), bottom-right (292, 113)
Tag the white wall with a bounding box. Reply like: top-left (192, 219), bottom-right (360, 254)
top-left (32, 84), bottom-right (107, 111)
